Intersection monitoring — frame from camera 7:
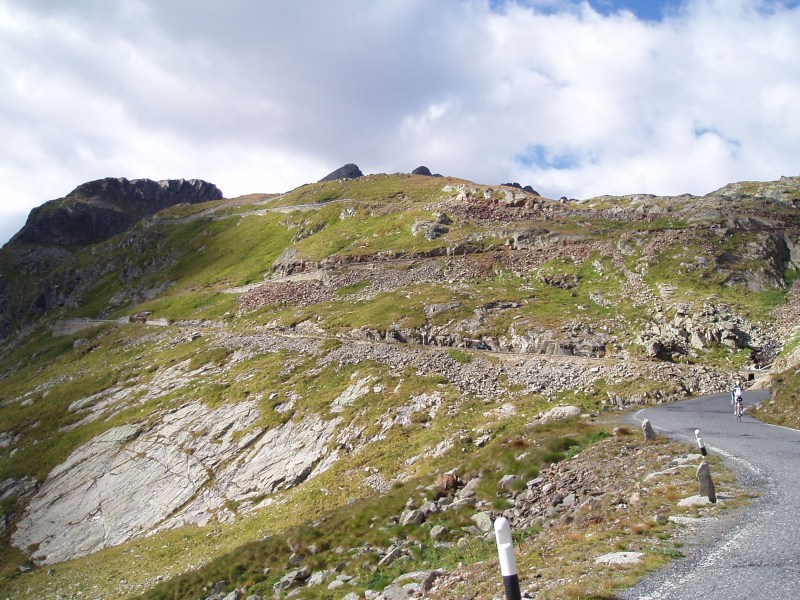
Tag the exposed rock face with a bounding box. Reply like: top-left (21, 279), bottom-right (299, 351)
top-left (411, 212), bottom-right (451, 240)
top-left (11, 177), bottom-right (223, 246)
top-left (412, 166), bottom-right (432, 176)
top-left (12, 400), bottom-right (340, 565)
top-left (318, 163), bottom-right (363, 182)
top-left (0, 177), bottom-right (222, 339)
top-left (635, 302), bottom-right (764, 361)
top-left (501, 182), bottom-right (540, 196)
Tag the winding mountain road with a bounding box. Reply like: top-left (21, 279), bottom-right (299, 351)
top-left (621, 390), bottom-right (800, 600)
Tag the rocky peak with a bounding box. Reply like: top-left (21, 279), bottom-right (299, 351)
top-left (11, 177), bottom-right (223, 246)
top-left (318, 163), bottom-right (363, 182)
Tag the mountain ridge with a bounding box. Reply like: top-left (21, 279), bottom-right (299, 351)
top-left (9, 176), bottom-right (223, 247)
top-left (0, 169), bottom-right (799, 599)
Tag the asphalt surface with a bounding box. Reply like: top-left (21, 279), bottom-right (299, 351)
top-left (617, 390), bottom-right (800, 600)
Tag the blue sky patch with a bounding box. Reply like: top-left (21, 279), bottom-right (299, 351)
top-left (489, 0), bottom-right (800, 21)
top-left (516, 144), bottom-right (580, 170)
top-left (488, 0), bottom-right (676, 20)
top-left (694, 127), bottom-right (742, 156)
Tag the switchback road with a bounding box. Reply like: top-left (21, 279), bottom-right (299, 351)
top-left (621, 390), bottom-right (800, 600)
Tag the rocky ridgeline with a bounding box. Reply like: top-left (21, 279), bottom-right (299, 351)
top-left (0, 177), bottom-right (223, 339)
top-left (11, 177), bottom-right (223, 246)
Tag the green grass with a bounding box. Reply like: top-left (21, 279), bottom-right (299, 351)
top-left (509, 252), bottom-right (632, 331)
top-left (133, 291), bottom-right (239, 322)
top-left (321, 290), bottom-right (430, 330)
top-left (642, 230), bottom-right (790, 321)
top-left (157, 213), bottom-right (293, 288)
top-left (268, 173), bottom-right (453, 209)
top-left (291, 203), bottom-right (449, 261)
top-left (447, 349), bottom-right (472, 364)
top-left (752, 369), bottom-right (800, 428)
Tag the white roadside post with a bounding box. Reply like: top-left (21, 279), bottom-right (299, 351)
top-left (695, 429), bottom-right (707, 456)
top-left (494, 517), bottom-right (522, 600)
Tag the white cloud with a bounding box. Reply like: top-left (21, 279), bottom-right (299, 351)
top-left (1, 0), bottom-right (799, 245)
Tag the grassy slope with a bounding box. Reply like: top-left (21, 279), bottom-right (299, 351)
top-left (752, 365), bottom-right (800, 428)
top-left (0, 174), bottom-right (797, 598)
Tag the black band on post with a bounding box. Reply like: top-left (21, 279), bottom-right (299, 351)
top-left (502, 574), bottom-right (521, 600)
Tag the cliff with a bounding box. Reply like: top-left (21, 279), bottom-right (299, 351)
top-left (11, 177), bottom-right (223, 246)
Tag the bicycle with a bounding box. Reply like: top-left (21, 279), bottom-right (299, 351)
top-left (734, 399), bottom-right (744, 422)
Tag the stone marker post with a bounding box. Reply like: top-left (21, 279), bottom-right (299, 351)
top-left (697, 460), bottom-right (717, 503)
top-left (642, 419), bottom-right (656, 442)
top-left (494, 517), bottom-right (521, 600)
top-left (694, 429), bottom-right (708, 456)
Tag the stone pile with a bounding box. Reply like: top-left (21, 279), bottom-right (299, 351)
top-left (239, 280), bottom-right (332, 311)
top-left (241, 255), bottom-right (490, 313)
top-left (214, 326), bottom-right (732, 403)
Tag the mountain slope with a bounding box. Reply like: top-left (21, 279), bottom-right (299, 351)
top-left (0, 171), bottom-right (798, 598)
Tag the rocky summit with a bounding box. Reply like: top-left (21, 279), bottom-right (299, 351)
top-left (11, 177), bottom-right (223, 246)
top-left (0, 169), bottom-right (798, 599)
top-left (318, 163), bottom-right (364, 182)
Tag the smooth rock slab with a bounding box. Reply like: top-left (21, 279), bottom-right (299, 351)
top-left (678, 495), bottom-right (714, 507)
top-left (12, 401), bottom-right (340, 565)
top-left (595, 551), bottom-right (645, 565)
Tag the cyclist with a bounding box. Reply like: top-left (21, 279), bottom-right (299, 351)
top-left (731, 383), bottom-right (743, 416)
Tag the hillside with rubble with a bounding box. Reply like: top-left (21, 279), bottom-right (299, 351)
top-left (0, 169), bottom-right (799, 599)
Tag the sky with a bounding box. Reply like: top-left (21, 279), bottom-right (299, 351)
top-left (1, 0), bottom-right (799, 246)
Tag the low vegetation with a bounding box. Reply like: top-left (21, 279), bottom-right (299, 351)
top-left (752, 367), bottom-right (800, 428)
top-left (0, 173), bottom-right (797, 598)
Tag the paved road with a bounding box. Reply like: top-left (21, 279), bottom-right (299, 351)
top-left (619, 391), bottom-right (800, 599)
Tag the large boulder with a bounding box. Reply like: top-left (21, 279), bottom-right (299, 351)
top-left (11, 177), bottom-right (223, 246)
top-left (318, 163), bottom-right (363, 182)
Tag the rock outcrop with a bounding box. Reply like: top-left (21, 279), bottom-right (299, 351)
top-left (501, 181), bottom-right (540, 196)
top-left (11, 177), bottom-right (223, 246)
top-left (12, 401), bottom-right (340, 565)
top-left (318, 164), bottom-right (363, 182)
top-left (635, 302), bottom-right (766, 361)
